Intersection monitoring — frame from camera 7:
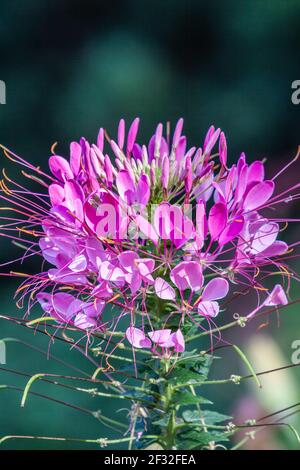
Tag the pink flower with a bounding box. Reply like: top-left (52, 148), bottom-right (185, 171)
top-left (116, 170), bottom-right (150, 207)
top-left (1, 116), bottom-right (297, 358)
top-left (36, 292), bottom-right (104, 329)
top-left (154, 277), bottom-right (176, 300)
top-left (198, 278), bottom-right (229, 318)
top-left (247, 284), bottom-right (288, 319)
top-left (126, 327), bottom-right (185, 353)
top-left (264, 284), bottom-right (288, 307)
top-left (170, 261), bottom-right (203, 292)
top-left (126, 327), bottom-right (152, 349)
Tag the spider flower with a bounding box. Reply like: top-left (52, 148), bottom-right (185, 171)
top-left (0, 118), bottom-right (298, 357)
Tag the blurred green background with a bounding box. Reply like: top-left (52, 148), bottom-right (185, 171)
top-left (0, 0), bottom-right (300, 450)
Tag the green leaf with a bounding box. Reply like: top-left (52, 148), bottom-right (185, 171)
top-left (173, 391), bottom-right (212, 406)
top-left (183, 409), bottom-right (231, 425)
top-left (152, 413), bottom-right (171, 428)
top-left (177, 429), bottom-right (232, 449)
top-left (122, 390), bottom-right (155, 404)
top-left (209, 431), bottom-right (232, 443)
top-left (192, 354), bottom-right (214, 379)
top-left (176, 430), bottom-right (213, 449)
top-left (169, 368), bottom-right (204, 385)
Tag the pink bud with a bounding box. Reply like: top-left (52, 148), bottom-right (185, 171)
top-left (110, 140), bottom-right (123, 159)
top-left (90, 149), bottom-right (101, 176)
top-left (219, 131), bottom-right (227, 168)
top-left (104, 155), bottom-right (113, 187)
top-left (127, 117), bottom-right (140, 155)
top-left (185, 155), bottom-right (192, 193)
top-left (118, 119), bottom-right (125, 149)
top-left (161, 156), bottom-right (170, 190)
top-left (154, 123), bottom-right (163, 157)
top-left (97, 128), bottom-right (104, 152)
top-left (203, 126), bottom-right (220, 156)
top-left (172, 118), bottom-right (184, 148)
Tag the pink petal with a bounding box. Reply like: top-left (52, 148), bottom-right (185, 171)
top-left (219, 216), bottom-right (244, 246)
top-left (256, 241), bottom-right (288, 259)
top-left (118, 250), bottom-right (138, 273)
top-left (49, 184), bottom-right (65, 206)
top-left (116, 170), bottom-right (135, 203)
top-left (49, 155), bottom-right (73, 182)
top-left (171, 329), bottom-right (185, 352)
top-left (243, 180), bottom-right (275, 211)
top-left (126, 327), bottom-right (152, 349)
top-left (136, 174), bottom-right (150, 206)
top-left (154, 277), bottom-right (176, 300)
top-left (175, 136), bottom-right (186, 163)
top-left (137, 260), bottom-right (155, 284)
top-left (100, 261), bottom-right (125, 283)
top-left (52, 293), bottom-right (76, 321)
top-left (148, 329), bottom-right (172, 347)
top-left (70, 141), bottom-right (82, 176)
top-left (148, 135), bottom-right (168, 161)
top-left (171, 261), bottom-right (203, 291)
top-left (202, 277), bottom-right (229, 301)
top-left (135, 214), bottom-right (159, 246)
top-left (198, 300), bottom-right (220, 317)
top-left (68, 254), bottom-right (87, 272)
top-left (234, 164), bottom-right (248, 203)
top-left (83, 300), bottom-right (105, 318)
top-left (251, 222), bottom-right (279, 253)
top-left (36, 292), bottom-right (52, 312)
top-left (247, 161), bottom-right (264, 184)
top-left (130, 270), bottom-right (142, 294)
top-left (64, 181), bottom-right (84, 205)
top-left (225, 165), bottom-right (236, 200)
top-left (264, 284), bottom-right (288, 306)
top-left (74, 313), bottom-right (97, 329)
top-left (154, 203), bottom-right (172, 240)
top-left (208, 202), bottom-right (228, 240)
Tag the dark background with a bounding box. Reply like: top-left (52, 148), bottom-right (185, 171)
top-left (0, 0), bottom-right (300, 450)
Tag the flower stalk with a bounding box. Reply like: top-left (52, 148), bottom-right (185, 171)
top-left (0, 118), bottom-right (299, 449)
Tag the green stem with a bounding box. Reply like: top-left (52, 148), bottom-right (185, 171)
top-left (161, 359), bottom-right (176, 449)
top-left (0, 434), bottom-right (159, 447)
top-left (187, 318), bottom-right (247, 342)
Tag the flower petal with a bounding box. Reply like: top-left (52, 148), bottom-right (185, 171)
top-left (171, 329), bottom-right (185, 352)
top-left (126, 327), bottom-right (152, 349)
top-left (154, 277), bottom-right (176, 300)
top-left (264, 284), bottom-right (288, 306)
top-left (243, 181), bottom-right (274, 211)
top-left (49, 155), bottom-right (73, 182)
top-left (198, 300), bottom-right (220, 317)
top-left (148, 329), bottom-right (172, 347)
top-left (219, 216), bottom-right (244, 246)
top-left (202, 278), bottom-right (229, 301)
top-left (208, 202), bottom-right (228, 240)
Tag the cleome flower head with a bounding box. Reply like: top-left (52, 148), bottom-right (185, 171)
top-left (0, 118), bottom-right (298, 359)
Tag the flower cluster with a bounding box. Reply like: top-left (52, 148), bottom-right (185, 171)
top-left (0, 118), bottom-right (297, 356)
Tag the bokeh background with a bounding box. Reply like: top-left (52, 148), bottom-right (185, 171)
top-left (0, 0), bottom-right (300, 450)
